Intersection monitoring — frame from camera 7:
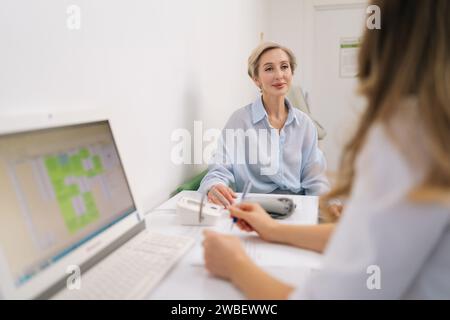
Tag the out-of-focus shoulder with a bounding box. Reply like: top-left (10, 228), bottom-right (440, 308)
top-left (224, 103), bottom-right (253, 129)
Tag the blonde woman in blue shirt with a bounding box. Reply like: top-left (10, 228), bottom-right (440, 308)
top-left (199, 43), bottom-right (330, 206)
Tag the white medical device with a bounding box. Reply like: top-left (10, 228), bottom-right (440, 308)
top-left (176, 197), bottom-right (223, 226)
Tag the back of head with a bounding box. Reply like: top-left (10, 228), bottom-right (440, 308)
top-left (322, 0), bottom-right (450, 217)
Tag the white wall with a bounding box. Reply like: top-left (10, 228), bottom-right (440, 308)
top-left (0, 0), bottom-right (269, 213)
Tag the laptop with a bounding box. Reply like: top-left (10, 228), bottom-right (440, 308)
top-left (0, 117), bottom-right (193, 299)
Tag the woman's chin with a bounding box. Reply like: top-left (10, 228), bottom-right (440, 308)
top-left (265, 90), bottom-right (288, 98)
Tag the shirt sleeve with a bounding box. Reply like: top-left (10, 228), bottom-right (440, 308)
top-left (198, 131), bottom-right (236, 194)
top-left (300, 119), bottom-right (330, 196)
top-left (291, 125), bottom-right (449, 299)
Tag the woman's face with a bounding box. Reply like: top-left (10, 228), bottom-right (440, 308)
top-left (254, 48), bottom-right (293, 98)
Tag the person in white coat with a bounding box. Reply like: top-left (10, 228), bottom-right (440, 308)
top-left (202, 0), bottom-right (450, 299)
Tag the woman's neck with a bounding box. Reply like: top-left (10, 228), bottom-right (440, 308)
top-left (262, 95), bottom-right (287, 120)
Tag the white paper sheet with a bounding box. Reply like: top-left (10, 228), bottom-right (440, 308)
top-left (185, 223), bottom-right (323, 269)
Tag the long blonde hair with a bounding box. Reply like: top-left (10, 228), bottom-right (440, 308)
top-left (322, 0), bottom-right (450, 221)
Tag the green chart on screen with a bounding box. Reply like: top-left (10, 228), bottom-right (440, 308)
top-left (45, 148), bottom-right (103, 234)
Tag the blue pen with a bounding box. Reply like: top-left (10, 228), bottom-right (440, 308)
top-left (231, 181), bottom-right (252, 230)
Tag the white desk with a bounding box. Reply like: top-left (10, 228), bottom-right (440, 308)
top-left (144, 191), bottom-right (323, 299)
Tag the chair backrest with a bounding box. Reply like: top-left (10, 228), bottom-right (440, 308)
top-left (288, 86), bottom-right (327, 140)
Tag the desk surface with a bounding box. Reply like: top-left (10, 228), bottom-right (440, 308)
top-left (145, 191), bottom-right (322, 299)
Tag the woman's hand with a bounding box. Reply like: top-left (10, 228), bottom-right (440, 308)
top-left (202, 230), bottom-right (250, 280)
top-left (229, 202), bottom-right (280, 242)
top-left (203, 230), bottom-right (294, 299)
top-left (328, 203), bottom-right (343, 219)
top-left (207, 184), bottom-right (237, 208)
top-left (320, 199), bottom-right (344, 222)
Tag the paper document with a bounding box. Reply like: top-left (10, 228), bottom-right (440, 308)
top-left (186, 224), bottom-right (323, 269)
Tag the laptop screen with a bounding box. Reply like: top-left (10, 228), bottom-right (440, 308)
top-left (0, 121), bottom-right (137, 291)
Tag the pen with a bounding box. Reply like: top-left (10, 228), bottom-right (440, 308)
top-left (231, 181), bottom-right (252, 230)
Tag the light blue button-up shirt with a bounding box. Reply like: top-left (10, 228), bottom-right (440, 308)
top-left (199, 96), bottom-right (330, 196)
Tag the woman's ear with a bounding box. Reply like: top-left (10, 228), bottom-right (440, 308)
top-left (253, 77), bottom-right (261, 90)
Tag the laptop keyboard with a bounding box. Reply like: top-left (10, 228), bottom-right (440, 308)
top-left (53, 231), bottom-right (194, 300)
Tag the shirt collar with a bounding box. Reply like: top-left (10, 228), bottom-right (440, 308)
top-left (251, 96), bottom-right (299, 126)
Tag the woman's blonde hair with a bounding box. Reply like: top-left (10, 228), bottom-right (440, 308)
top-left (247, 42), bottom-right (297, 79)
top-left (322, 0), bottom-right (450, 221)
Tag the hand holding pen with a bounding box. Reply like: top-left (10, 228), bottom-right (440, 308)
top-left (230, 181), bottom-right (252, 230)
